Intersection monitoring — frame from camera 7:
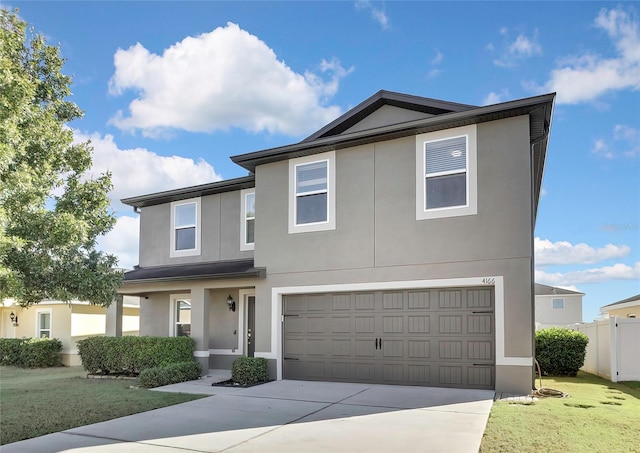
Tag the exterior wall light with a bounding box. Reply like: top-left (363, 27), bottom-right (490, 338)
top-left (226, 295), bottom-right (236, 312)
top-left (9, 311), bottom-right (18, 326)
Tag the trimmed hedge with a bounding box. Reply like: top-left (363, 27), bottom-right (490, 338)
top-left (535, 327), bottom-right (589, 376)
top-left (232, 356), bottom-right (269, 386)
top-left (0, 338), bottom-right (63, 368)
top-left (139, 361), bottom-right (202, 388)
top-left (76, 336), bottom-right (195, 375)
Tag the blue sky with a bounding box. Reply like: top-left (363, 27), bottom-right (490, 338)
top-left (6, 1), bottom-right (639, 322)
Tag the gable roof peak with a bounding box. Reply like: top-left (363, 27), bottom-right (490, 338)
top-left (302, 90), bottom-right (477, 143)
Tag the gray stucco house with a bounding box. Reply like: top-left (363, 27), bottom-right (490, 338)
top-left (120, 90), bottom-right (555, 394)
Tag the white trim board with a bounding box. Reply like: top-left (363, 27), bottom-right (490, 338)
top-left (269, 276), bottom-right (532, 381)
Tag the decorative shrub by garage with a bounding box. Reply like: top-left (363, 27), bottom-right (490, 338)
top-left (231, 356), bottom-right (269, 386)
top-left (139, 361), bottom-right (202, 388)
top-left (535, 327), bottom-right (589, 376)
top-left (0, 338), bottom-right (63, 368)
top-left (76, 336), bottom-right (195, 375)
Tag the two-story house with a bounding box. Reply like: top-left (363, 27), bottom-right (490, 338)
top-left (534, 283), bottom-right (584, 329)
top-left (120, 90), bottom-right (555, 394)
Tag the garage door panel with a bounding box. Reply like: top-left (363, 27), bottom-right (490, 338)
top-left (383, 292), bottom-right (404, 309)
top-left (408, 315), bottom-right (430, 333)
top-left (382, 316), bottom-right (403, 333)
top-left (408, 291), bottom-right (430, 309)
top-left (355, 293), bottom-right (375, 310)
top-left (408, 340), bottom-right (431, 358)
top-left (283, 288), bottom-right (495, 389)
top-left (308, 294), bottom-right (328, 311)
top-left (306, 316), bottom-right (326, 333)
top-left (439, 290), bottom-right (462, 309)
top-left (355, 339), bottom-right (376, 357)
top-left (467, 289), bottom-right (492, 308)
top-left (332, 339), bottom-right (351, 356)
top-left (439, 315), bottom-right (463, 333)
top-left (331, 316), bottom-right (351, 333)
top-left (355, 316), bottom-right (375, 333)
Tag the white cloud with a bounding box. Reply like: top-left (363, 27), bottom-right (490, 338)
top-left (535, 237), bottom-right (631, 265)
top-left (492, 29), bottom-right (542, 68)
top-left (74, 131), bottom-right (222, 212)
top-left (535, 262), bottom-right (640, 285)
top-left (592, 124), bottom-right (640, 158)
top-left (431, 51), bottom-right (443, 66)
top-left (108, 22), bottom-right (349, 137)
top-left (509, 33), bottom-right (542, 58)
top-left (355, 1), bottom-right (390, 30)
top-left (541, 7), bottom-right (640, 104)
top-left (482, 89), bottom-right (510, 106)
top-left (97, 215), bottom-right (139, 270)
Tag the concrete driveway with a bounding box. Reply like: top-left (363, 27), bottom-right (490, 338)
top-left (3, 378), bottom-right (494, 453)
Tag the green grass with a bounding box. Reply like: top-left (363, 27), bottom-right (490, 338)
top-left (481, 372), bottom-right (640, 453)
top-left (0, 366), bottom-right (206, 445)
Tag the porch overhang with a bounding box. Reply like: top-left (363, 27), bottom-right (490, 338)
top-left (122, 259), bottom-right (265, 284)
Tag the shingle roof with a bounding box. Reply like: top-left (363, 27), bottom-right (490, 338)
top-left (534, 283), bottom-right (584, 296)
top-left (123, 259), bottom-right (265, 283)
top-left (601, 293), bottom-right (640, 309)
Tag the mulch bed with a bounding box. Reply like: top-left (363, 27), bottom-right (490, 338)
top-left (211, 379), bottom-right (270, 388)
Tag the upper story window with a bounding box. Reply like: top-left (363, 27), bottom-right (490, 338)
top-left (288, 151), bottom-right (336, 234)
top-left (552, 298), bottom-right (564, 309)
top-left (416, 124), bottom-right (477, 220)
top-left (170, 198), bottom-right (201, 257)
top-left (37, 310), bottom-right (51, 338)
top-left (240, 189), bottom-right (255, 251)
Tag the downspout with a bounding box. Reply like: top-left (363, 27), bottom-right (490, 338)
top-left (529, 115), bottom-right (550, 389)
top-left (133, 206), bottom-right (141, 214)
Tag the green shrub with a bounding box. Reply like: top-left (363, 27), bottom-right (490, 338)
top-left (0, 338), bottom-right (62, 367)
top-left (0, 338), bottom-right (23, 366)
top-left (535, 327), bottom-right (589, 376)
top-left (138, 361), bottom-right (202, 388)
top-left (76, 336), bottom-right (195, 374)
top-left (232, 356), bottom-right (269, 386)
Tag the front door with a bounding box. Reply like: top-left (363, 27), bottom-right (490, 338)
top-left (246, 296), bottom-right (255, 357)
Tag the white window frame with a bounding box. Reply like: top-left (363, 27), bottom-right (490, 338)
top-left (170, 198), bottom-right (201, 258)
top-left (240, 189), bottom-right (255, 251)
top-left (416, 124), bottom-right (477, 220)
top-left (169, 294), bottom-right (191, 337)
top-left (552, 298), bottom-right (565, 310)
top-left (288, 151), bottom-right (336, 234)
top-left (36, 309), bottom-right (52, 338)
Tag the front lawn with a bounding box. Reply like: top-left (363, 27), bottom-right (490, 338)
top-left (480, 372), bottom-right (640, 452)
top-left (0, 366), bottom-right (206, 445)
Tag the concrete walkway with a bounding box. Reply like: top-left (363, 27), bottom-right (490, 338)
top-left (3, 373), bottom-right (494, 453)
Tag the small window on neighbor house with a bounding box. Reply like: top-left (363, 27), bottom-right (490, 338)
top-left (170, 198), bottom-right (201, 257)
top-left (37, 311), bottom-right (51, 338)
top-left (552, 298), bottom-right (565, 309)
top-left (241, 189), bottom-right (255, 251)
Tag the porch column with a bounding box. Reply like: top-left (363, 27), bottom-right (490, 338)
top-left (106, 294), bottom-right (123, 337)
top-left (190, 287), bottom-right (210, 373)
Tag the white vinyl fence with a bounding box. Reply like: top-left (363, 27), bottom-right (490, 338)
top-left (575, 317), bottom-right (640, 382)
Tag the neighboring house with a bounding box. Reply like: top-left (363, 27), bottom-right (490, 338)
top-left (534, 283), bottom-right (584, 329)
top-left (120, 90), bottom-right (555, 394)
top-left (0, 297), bottom-right (140, 366)
top-left (600, 294), bottom-right (640, 319)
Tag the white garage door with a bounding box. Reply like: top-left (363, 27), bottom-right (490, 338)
top-left (283, 287), bottom-right (494, 389)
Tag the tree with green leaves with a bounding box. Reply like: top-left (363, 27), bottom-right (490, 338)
top-left (0, 9), bottom-right (122, 307)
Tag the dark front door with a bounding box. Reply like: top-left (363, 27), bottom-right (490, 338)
top-left (247, 296), bottom-right (255, 357)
